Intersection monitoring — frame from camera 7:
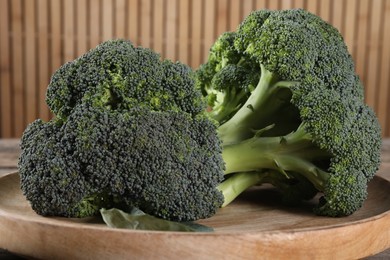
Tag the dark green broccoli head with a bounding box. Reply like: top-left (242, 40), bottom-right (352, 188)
top-left (66, 104), bottom-right (225, 221)
top-left (234, 9), bottom-right (358, 97)
top-left (46, 39), bottom-right (205, 119)
top-left (314, 171), bottom-right (369, 217)
top-left (294, 87), bottom-right (381, 216)
top-left (20, 39), bottom-right (225, 221)
top-left (19, 104), bottom-right (224, 221)
top-left (117, 109), bottom-right (225, 221)
top-left (198, 9), bottom-right (361, 127)
top-left (198, 9), bottom-right (382, 217)
top-left (18, 118), bottom-right (110, 218)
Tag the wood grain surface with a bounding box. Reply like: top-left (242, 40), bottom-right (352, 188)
top-left (1, 138), bottom-right (390, 259)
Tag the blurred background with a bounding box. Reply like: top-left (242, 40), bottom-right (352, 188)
top-left (0, 0), bottom-right (389, 138)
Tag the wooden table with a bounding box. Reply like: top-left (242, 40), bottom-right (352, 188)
top-left (1, 138), bottom-right (390, 259)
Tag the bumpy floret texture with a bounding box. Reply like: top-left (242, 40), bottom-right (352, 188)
top-left (197, 9), bottom-right (382, 217)
top-left (19, 105), bottom-right (224, 220)
top-left (46, 39), bottom-right (205, 119)
top-left (19, 39), bottom-right (225, 221)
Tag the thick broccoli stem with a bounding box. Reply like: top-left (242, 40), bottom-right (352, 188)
top-left (221, 125), bottom-right (331, 191)
top-left (217, 171), bottom-right (270, 207)
top-left (217, 64), bottom-right (297, 145)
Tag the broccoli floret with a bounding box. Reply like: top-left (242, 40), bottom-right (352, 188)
top-left (46, 39), bottom-right (205, 119)
top-left (19, 105), bottom-right (224, 221)
top-left (196, 32), bottom-right (259, 124)
top-left (197, 9), bottom-right (382, 216)
top-left (19, 9), bottom-right (382, 222)
top-left (115, 108), bottom-right (224, 221)
top-left (19, 40), bottom-right (224, 221)
top-left (18, 118), bottom-right (111, 217)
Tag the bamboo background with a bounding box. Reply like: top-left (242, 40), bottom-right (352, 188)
top-left (0, 0), bottom-right (390, 138)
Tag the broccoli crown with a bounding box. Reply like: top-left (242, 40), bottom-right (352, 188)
top-left (18, 118), bottom-right (108, 217)
top-left (19, 39), bottom-right (224, 221)
top-left (46, 39), bottom-right (205, 120)
top-left (20, 104), bottom-right (224, 220)
top-left (234, 9), bottom-right (359, 98)
top-left (198, 9), bottom-right (382, 217)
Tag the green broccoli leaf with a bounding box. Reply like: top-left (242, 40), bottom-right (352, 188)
top-left (100, 208), bottom-right (213, 232)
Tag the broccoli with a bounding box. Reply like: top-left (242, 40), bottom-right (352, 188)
top-left (197, 9), bottom-right (382, 216)
top-left (19, 39), bottom-right (224, 221)
top-left (19, 9), bottom-right (382, 223)
top-left (46, 39), bottom-right (205, 119)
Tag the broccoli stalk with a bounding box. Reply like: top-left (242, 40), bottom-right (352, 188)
top-left (218, 124), bottom-right (330, 206)
top-left (217, 64), bottom-right (299, 144)
top-left (222, 124), bottom-right (329, 183)
top-left (217, 171), bottom-right (267, 207)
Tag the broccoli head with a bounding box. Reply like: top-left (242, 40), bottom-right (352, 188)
top-left (19, 9), bottom-right (383, 222)
top-left (19, 40), bottom-right (224, 221)
top-left (46, 39), bottom-right (205, 119)
top-left (18, 117), bottom-right (109, 218)
top-left (197, 9), bottom-right (382, 217)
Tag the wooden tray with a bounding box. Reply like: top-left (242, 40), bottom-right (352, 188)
top-left (1, 172), bottom-right (390, 259)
